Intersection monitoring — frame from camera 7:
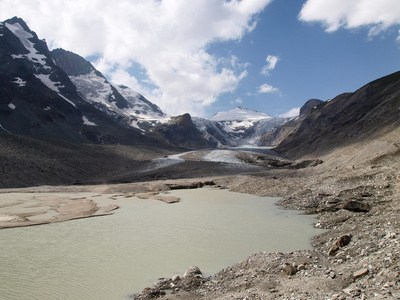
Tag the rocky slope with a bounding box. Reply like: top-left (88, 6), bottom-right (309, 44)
top-left (0, 132), bottom-right (177, 188)
top-left (262, 72), bottom-right (400, 158)
top-left (133, 127), bottom-right (400, 300)
top-left (259, 99), bottom-right (323, 147)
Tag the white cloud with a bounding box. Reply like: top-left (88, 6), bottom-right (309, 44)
top-left (261, 55), bottom-right (279, 76)
top-left (0, 0), bottom-right (272, 116)
top-left (279, 107), bottom-right (300, 118)
top-left (230, 98), bottom-right (243, 105)
top-left (299, 0), bottom-right (400, 38)
top-left (257, 83), bottom-right (279, 93)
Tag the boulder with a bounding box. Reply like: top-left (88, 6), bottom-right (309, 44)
top-left (183, 266), bottom-right (202, 278)
top-left (280, 263), bottom-right (298, 275)
top-left (329, 234), bottom-right (352, 256)
top-left (342, 200), bottom-right (370, 212)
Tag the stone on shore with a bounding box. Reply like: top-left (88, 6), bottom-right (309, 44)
top-left (353, 268), bottom-right (369, 279)
top-left (183, 266), bottom-right (202, 278)
top-left (329, 234), bottom-right (352, 256)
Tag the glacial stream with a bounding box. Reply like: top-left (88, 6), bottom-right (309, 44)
top-left (0, 188), bottom-right (322, 300)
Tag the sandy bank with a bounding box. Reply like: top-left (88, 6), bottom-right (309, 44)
top-left (0, 188), bottom-right (189, 229)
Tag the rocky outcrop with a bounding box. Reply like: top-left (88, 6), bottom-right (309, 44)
top-left (150, 113), bottom-right (216, 149)
top-left (258, 99), bottom-right (324, 147)
top-left (51, 48), bottom-right (97, 77)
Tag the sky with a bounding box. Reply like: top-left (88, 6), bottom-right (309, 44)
top-left (1, 0), bottom-right (400, 118)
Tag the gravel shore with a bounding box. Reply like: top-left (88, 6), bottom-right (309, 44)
top-left (133, 133), bottom-right (400, 299)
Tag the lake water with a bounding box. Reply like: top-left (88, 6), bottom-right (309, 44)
top-left (0, 188), bottom-right (321, 300)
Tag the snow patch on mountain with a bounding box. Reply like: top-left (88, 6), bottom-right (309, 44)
top-left (115, 85), bottom-right (166, 120)
top-left (12, 77), bottom-right (26, 87)
top-left (82, 116), bottom-right (97, 126)
top-left (68, 70), bottom-right (168, 132)
top-left (70, 71), bottom-right (114, 107)
top-left (5, 22), bottom-right (49, 69)
top-left (35, 74), bottom-right (76, 107)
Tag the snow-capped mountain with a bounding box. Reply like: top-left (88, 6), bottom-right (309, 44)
top-left (51, 48), bottom-right (167, 132)
top-left (49, 46), bottom-right (287, 147)
top-left (0, 17), bottom-right (288, 148)
top-left (194, 107), bottom-right (288, 147)
top-left (0, 17), bottom-right (151, 144)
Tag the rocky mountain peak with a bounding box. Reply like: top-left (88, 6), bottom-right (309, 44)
top-left (152, 113), bottom-right (215, 149)
top-left (51, 48), bottom-right (97, 77)
top-left (300, 99), bottom-right (324, 116)
top-left (5, 16), bottom-right (31, 33)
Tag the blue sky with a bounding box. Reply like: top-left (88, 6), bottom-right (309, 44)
top-left (1, 0), bottom-right (400, 118)
top-left (210, 0), bottom-right (400, 117)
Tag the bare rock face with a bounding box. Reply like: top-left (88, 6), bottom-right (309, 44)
top-left (151, 114), bottom-right (216, 149)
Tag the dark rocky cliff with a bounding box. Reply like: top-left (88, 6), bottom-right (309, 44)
top-left (272, 71), bottom-right (400, 158)
top-left (151, 113), bottom-right (216, 149)
top-left (259, 99), bottom-right (324, 148)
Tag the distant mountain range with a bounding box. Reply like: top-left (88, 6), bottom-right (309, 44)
top-left (1, 17), bottom-right (399, 156)
top-left (0, 17), bottom-right (289, 148)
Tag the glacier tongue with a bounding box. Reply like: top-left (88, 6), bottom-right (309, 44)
top-left (204, 150), bottom-right (244, 165)
top-left (194, 107), bottom-right (288, 147)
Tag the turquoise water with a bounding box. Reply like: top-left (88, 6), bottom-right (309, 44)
top-left (0, 188), bottom-right (320, 299)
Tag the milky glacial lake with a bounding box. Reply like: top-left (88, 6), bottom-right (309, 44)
top-left (0, 188), bottom-right (321, 300)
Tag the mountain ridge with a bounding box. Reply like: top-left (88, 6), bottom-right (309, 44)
top-left (2, 16), bottom-right (399, 156)
top-left (265, 71), bottom-right (400, 158)
top-left (0, 17), bottom-right (155, 145)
